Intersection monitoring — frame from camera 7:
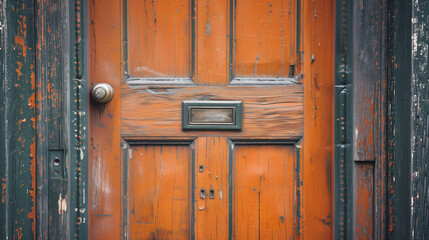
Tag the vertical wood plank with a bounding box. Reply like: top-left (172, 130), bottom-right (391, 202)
top-left (352, 0), bottom-right (386, 162)
top-left (0, 0), bottom-right (37, 239)
top-left (387, 0), bottom-right (411, 238)
top-left (301, 0), bottom-right (335, 238)
top-left (355, 163), bottom-right (374, 239)
top-left (411, 0), bottom-right (429, 238)
top-left (194, 137), bottom-right (229, 239)
top-left (35, 0), bottom-right (70, 238)
top-left (89, 0), bottom-right (122, 238)
top-left (128, 0), bottom-right (191, 78)
top-left (195, 0), bottom-right (229, 85)
top-left (352, 1), bottom-right (388, 238)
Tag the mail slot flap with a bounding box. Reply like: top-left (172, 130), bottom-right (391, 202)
top-left (182, 101), bottom-right (243, 130)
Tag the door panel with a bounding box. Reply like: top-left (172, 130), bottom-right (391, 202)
top-left (128, 0), bottom-right (191, 78)
top-left (90, 0), bottom-right (335, 239)
top-left (235, 0), bottom-right (298, 78)
top-left (233, 144), bottom-right (296, 239)
top-left (129, 145), bottom-right (190, 239)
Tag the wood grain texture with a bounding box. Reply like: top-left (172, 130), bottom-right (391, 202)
top-left (129, 145), bottom-right (190, 239)
top-left (233, 144), bottom-right (295, 239)
top-left (352, 0), bottom-right (388, 238)
top-left (195, 0), bottom-right (229, 85)
top-left (386, 0), bottom-right (412, 238)
top-left (127, 0), bottom-right (191, 78)
top-left (301, 0), bottom-right (335, 238)
top-left (0, 1), bottom-right (37, 239)
top-left (35, 0), bottom-right (70, 238)
top-left (352, 0), bottom-right (386, 162)
top-left (194, 137), bottom-right (230, 239)
top-left (234, 0), bottom-right (297, 78)
top-left (355, 163), bottom-right (374, 240)
top-left (411, 0), bottom-right (429, 238)
top-left (89, 0), bottom-right (123, 238)
top-left (121, 84), bottom-right (303, 138)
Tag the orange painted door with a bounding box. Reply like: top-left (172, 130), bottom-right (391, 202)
top-left (89, 0), bottom-right (335, 239)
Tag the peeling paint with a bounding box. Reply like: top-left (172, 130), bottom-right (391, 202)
top-left (58, 194), bottom-right (67, 215)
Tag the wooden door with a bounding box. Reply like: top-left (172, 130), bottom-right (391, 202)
top-left (89, 0), bottom-right (335, 239)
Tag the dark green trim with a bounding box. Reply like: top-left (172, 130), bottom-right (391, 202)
top-left (411, 0), bottom-right (429, 238)
top-left (0, 1), bottom-right (36, 239)
top-left (121, 139), bottom-right (130, 239)
top-left (228, 0), bottom-right (234, 81)
top-left (123, 0), bottom-right (128, 79)
top-left (334, 0), bottom-right (354, 239)
top-left (190, 0), bottom-right (196, 80)
top-left (69, 0), bottom-right (89, 238)
top-left (228, 139), bottom-right (234, 240)
top-left (296, 0), bottom-right (300, 60)
top-left (387, 0), bottom-right (412, 238)
top-left (190, 140), bottom-right (196, 240)
top-left (295, 140), bottom-right (302, 236)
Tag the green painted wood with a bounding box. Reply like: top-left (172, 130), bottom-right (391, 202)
top-left (0, 0), bottom-right (37, 239)
top-left (411, 0), bottom-right (429, 238)
top-left (334, 0), bottom-right (354, 239)
top-left (35, 0), bottom-right (71, 239)
top-left (387, 0), bottom-right (412, 238)
top-left (68, 0), bottom-right (89, 238)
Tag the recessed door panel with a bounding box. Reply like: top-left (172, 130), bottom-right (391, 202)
top-left (235, 0), bottom-right (298, 78)
top-left (128, 0), bottom-right (191, 78)
top-left (233, 144), bottom-right (296, 239)
top-left (128, 145), bottom-right (190, 239)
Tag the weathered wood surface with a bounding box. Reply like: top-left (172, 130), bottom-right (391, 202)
top-left (0, 1), bottom-right (37, 239)
top-left (352, 0), bottom-right (388, 239)
top-left (233, 144), bottom-right (296, 239)
top-left (90, 0), bottom-right (334, 239)
top-left (121, 84), bottom-right (303, 138)
top-left (89, 0), bottom-right (123, 238)
top-left (301, 0), bottom-right (335, 238)
top-left (387, 0), bottom-right (411, 238)
top-left (194, 137), bottom-right (230, 239)
top-left (194, 0), bottom-right (229, 85)
top-left (355, 163), bottom-right (374, 239)
top-left (127, 0), bottom-right (191, 78)
top-left (35, 0), bottom-right (70, 239)
top-left (411, 0), bottom-right (429, 238)
top-left (234, 0), bottom-right (298, 78)
top-left (353, 0), bottom-right (384, 162)
top-left (128, 144), bottom-right (190, 239)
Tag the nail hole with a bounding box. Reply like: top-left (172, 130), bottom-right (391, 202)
top-left (54, 170), bottom-right (59, 176)
top-left (53, 158), bottom-right (60, 166)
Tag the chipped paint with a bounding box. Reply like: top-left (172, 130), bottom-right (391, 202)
top-left (58, 194), bottom-right (67, 215)
top-left (411, 0), bottom-right (429, 238)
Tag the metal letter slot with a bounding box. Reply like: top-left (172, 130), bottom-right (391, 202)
top-left (182, 101), bottom-right (243, 130)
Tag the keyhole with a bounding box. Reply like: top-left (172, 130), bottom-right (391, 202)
top-left (53, 158), bottom-right (60, 166)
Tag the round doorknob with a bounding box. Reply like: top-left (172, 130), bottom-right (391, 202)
top-left (91, 83), bottom-right (114, 104)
